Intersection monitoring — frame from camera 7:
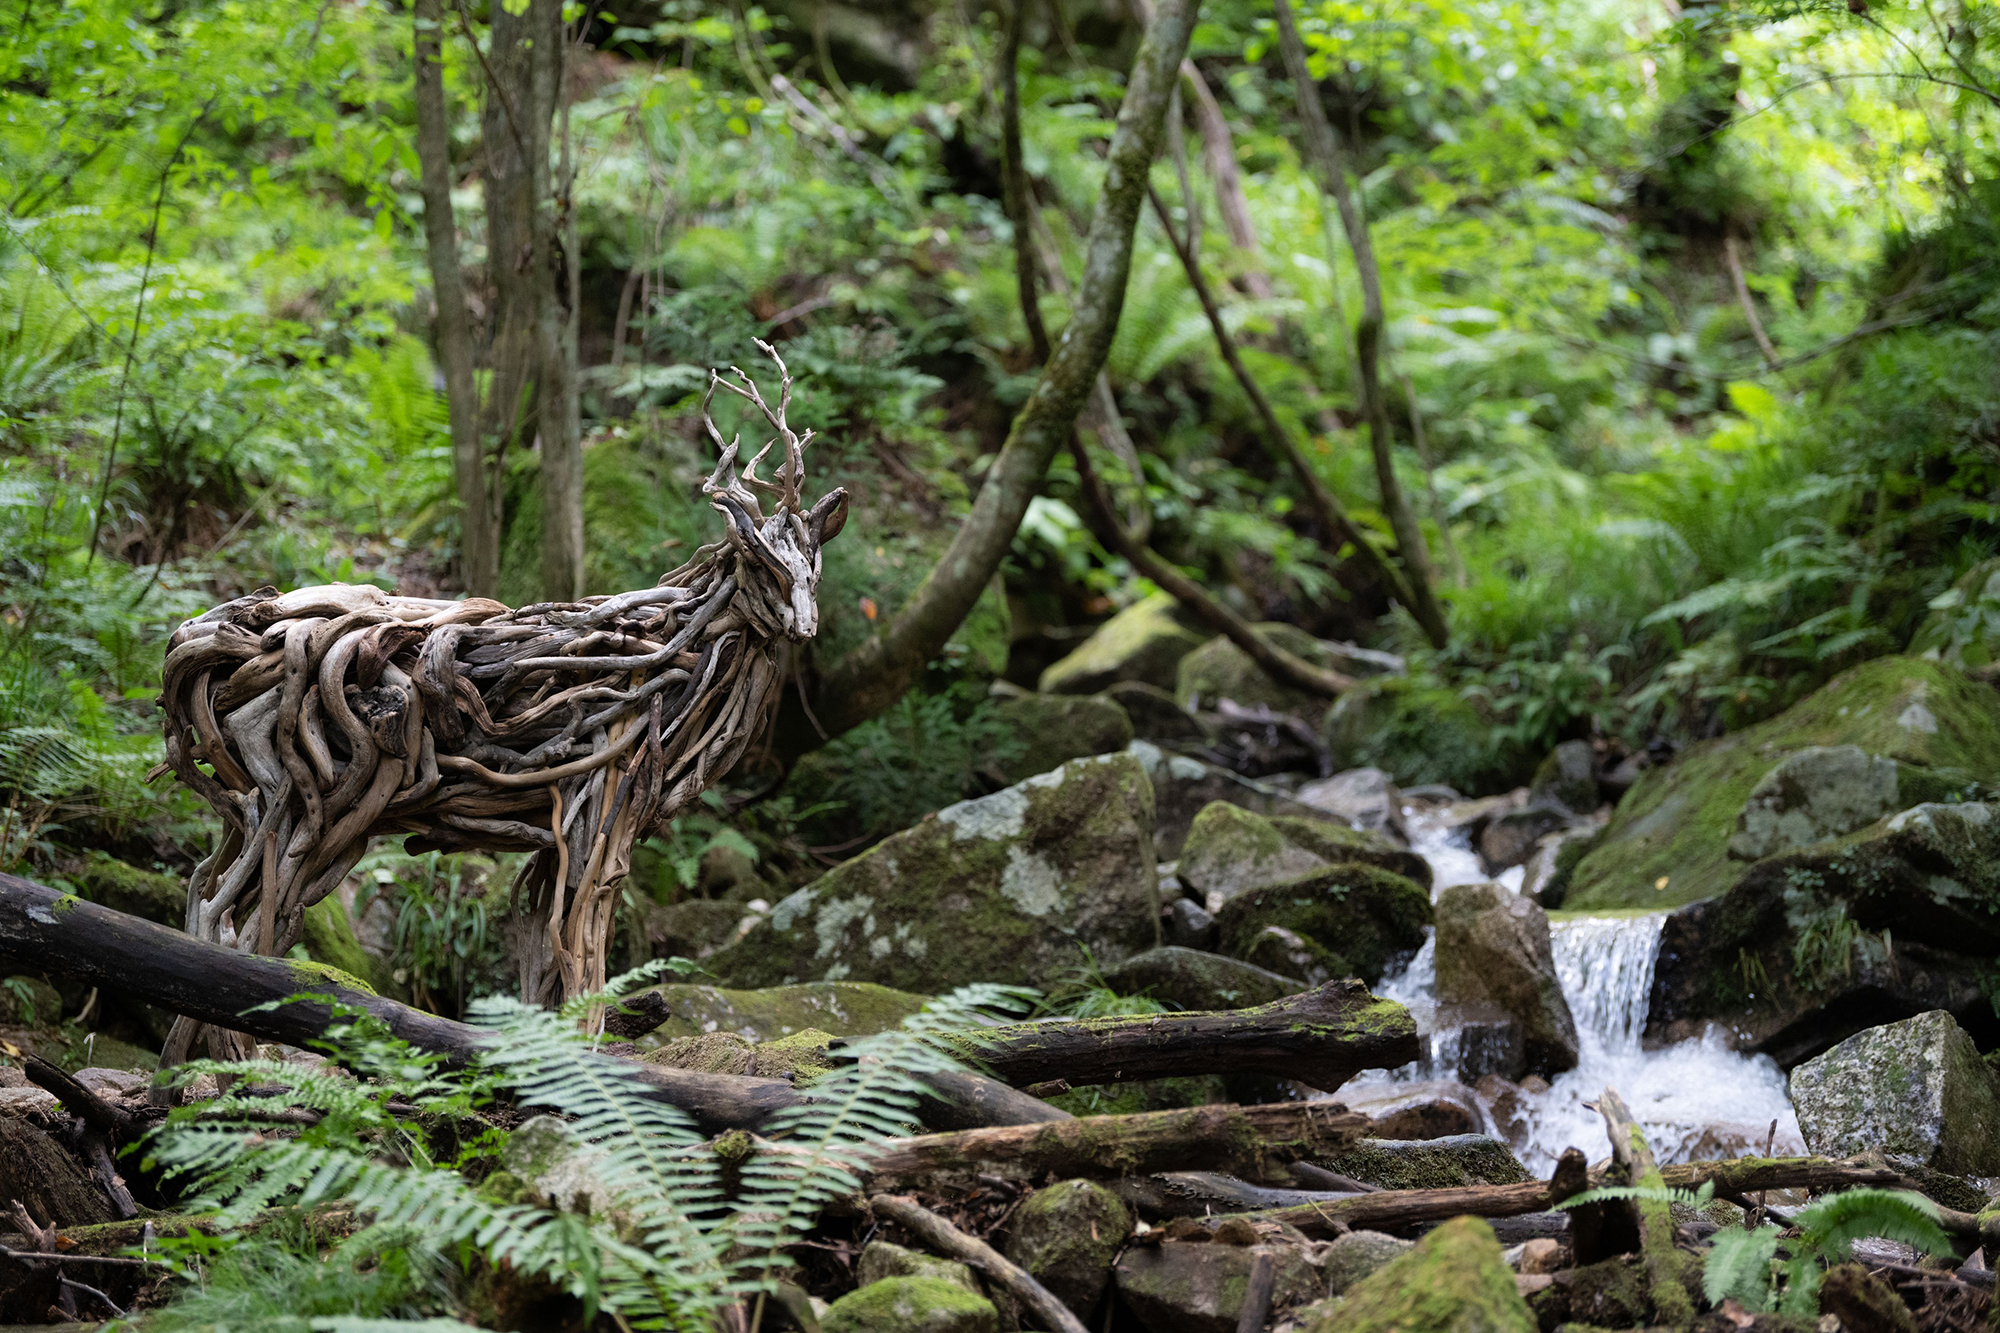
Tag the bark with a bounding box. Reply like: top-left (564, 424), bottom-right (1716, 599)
top-left (1114, 1171), bottom-right (1370, 1219)
top-left (1725, 235), bottom-right (1780, 368)
top-left (1600, 1087), bottom-right (1695, 1324)
top-left (1270, 0), bottom-right (1448, 648)
top-left (799, 0), bottom-right (1200, 745)
top-left (1000, 0), bottom-right (1051, 366)
top-left (412, 0), bottom-right (499, 599)
top-left (0, 872), bottom-right (1054, 1135)
top-left (856, 1101), bottom-right (1368, 1191)
top-left (869, 1194), bottom-right (1091, 1333)
top-left (937, 978), bottom-right (1412, 1091)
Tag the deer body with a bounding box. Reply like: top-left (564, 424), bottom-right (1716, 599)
top-left (158, 351), bottom-right (845, 1058)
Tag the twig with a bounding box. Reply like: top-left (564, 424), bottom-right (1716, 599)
top-left (57, 1273), bottom-right (125, 1316)
top-left (1234, 1250), bottom-right (1277, 1333)
top-left (869, 1193), bottom-right (1091, 1333)
top-left (1724, 235), bottom-right (1781, 369)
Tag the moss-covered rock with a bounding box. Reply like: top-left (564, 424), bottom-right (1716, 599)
top-left (1568, 656), bottom-right (2000, 911)
top-left (1104, 681), bottom-right (1209, 742)
top-left (1301, 1216), bottom-right (1532, 1333)
top-left (1115, 1238), bottom-right (1321, 1333)
top-left (988, 692), bottom-right (1133, 785)
top-left (1322, 675), bottom-right (1531, 796)
top-left (1003, 1179), bottom-right (1131, 1318)
top-left (642, 1027), bottom-right (836, 1082)
top-left (1125, 742), bottom-right (1305, 859)
top-left (1213, 865), bottom-right (1432, 986)
top-left (300, 898), bottom-right (383, 995)
top-left (1323, 1134), bottom-right (1532, 1190)
top-left (1319, 1229), bottom-right (1413, 1295)
top-left (632, 981), bottom-right (929, 1045)
top-left (1909, 557), bottom-right (2000, 669)
top-left (1729, 745), bottom-right (1921, 862)
top-left (1098, 946), bottom-right (1303, 1011)
top-left (706, 753), bottom-right (1161, 991)
top-left (1788, 1009), bottom-right (2000, 1174)
top-left (1176, 622), bottom-right (1342, 718)
top-left (1647, 801), bottom-right (2000, 1064)
top-left (1530, 739), bottom-right (1600, 815)
top-left (1177, 802), bottom-right (1430, 912)
top-left (1040, 592), bottom-right (1207, 695)
top-left (1434, 882), bottom-right (1579, 1080)
top-left (857, 1241), bottom-right (983, 1295)
top-left (71, 852), bottom-right (183, 925)
top-left (821, 1276), bottom-right (999, 1333)
top-left (1294, 766), bottom-right (1403, 836)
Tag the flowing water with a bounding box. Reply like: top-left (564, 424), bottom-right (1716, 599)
top-left (1339, 802), bottom-right (1803, 1174)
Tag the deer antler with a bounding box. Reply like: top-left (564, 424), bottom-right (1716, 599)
top-left (709, 338), bottom-right (814, 513)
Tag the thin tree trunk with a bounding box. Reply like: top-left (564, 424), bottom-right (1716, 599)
top-left (801, 0), bottom-right (1201, 744)
top-left (412, 0), bottom-right (499, 599)
top-left (541, 8), bottom-right (585, 603)
top-left (1000, 0), bottom-right (1051, 367)
top-left (1271, 0), bottom-right (1448, 649)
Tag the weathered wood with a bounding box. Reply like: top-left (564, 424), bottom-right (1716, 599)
top-left (854, 1102), bottom-right (1369, 1192)
top-left (1550, 1144), bottom-right (1619, 1264)
top-left (1114, 1172), bottom-right (1366, 1220)
top-left (937, 979), bottom-right (1418, 1092)
top-left (0, 873), bottom-right (1054, 1135)
top-left (1600, 1088), bottom-right (1694, 1323)
top-left (869, 1194), bottom-right (1090, 1333)
top-left (1235, 1251), bottom-right (1278, 1333)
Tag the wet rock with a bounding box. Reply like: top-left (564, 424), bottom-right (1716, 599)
top-left (1178, 801), bottom-right (1430, 911)
top-left (1003, 1179), bottom-right (1131, 1318)
top-left (1319, 1229), bottom-right (1413, 1295)
top-left (1299, 1216), bottom-right (1535, 1333)
top-left (857, 1241), bottom-right (982, 1295)
top-left (1176, 622), bottom-right (1343, 720)
top-left (1728, 744), bottom-right (1905, 862)
top-left (821, 1277), bottom-right (999, 1333)
top-left (0, 974), bottom-right (60, 1024)
top-left (1115, 1238), bottom-right (1320, 1333)
top-left (1162, 898), bottom-right (1218, 949)
top-left (0, 1117), bottom-right (116, 1227)
top-left (707, 753), bottom-right (1161, 991)
top-left (1909, 556), bottom-right (2000, 669)
top-left (1039, 592), bottom-right (1207, 695)
top-left (1477, 805), bottom-right (1574, 874)
top-left (1342, 1080), bottom-right (1484, 1141)
top-left (1519, 823), bottom-right (1600, 909)
top-left (1434, 882), bottom-right (1579, 1079)
top-left (633, 981), bottom-right (929, 1046)
top-left (1566, 656), bottom-right (2000, 911)
top-left (1324, 1135), bottom-right (1532, 1190)
top-left (1104, 680), bottom-right (1210, 742)
top-left (1648, 802), bottom-right (2000, 1064)
top-left (1323, 675), bottom-right (1533, 796)
top-left (636, 899), bottom-right (758, 962)
top-left (1213, 865), bottom-right (1432, 987)
top-left (1293, 766), bottom-right (1404, 838)
top-left (1099, 946), bottom-right (1302, 1012)
top-left (1530, 740), bottom-right (1600, 815)
top-left (1789, 1010), bottom-right (2000, 1174)
top-left (988, 692), bottom-right (1133, 786)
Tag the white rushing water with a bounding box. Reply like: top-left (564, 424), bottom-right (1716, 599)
top-left (1341, 803), bottom-right (1802, 1174)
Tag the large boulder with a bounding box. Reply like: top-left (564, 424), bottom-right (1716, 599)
top-left (1213, 865), bottom-right (1432, 987)
top-left (705, 753), bottom-right (1160, 991)
top-left (1323, 675), bottom-right (1532, 795)
top-left (1176, 622), bottom-right (1341, 718)
top-left (1909, 556), bottom-right (2000, 669)
top-left (1293, 766), bottom-right (1404, 838)
top-left (821, 1277), bottom-right (999, 1333)
top-left (1114, 1237), bottom-right (1320, 1333)
top-left (1299, 1216), bottom-right (1536, 1333)
top-left (1648, 802), bottom-right (2000, 1064)
top-left (1566, 656), bottom-right (2000, 911)
top-left (1003, 1179), bottom-right (1131, 1318)
top-left (632, 981), bottom-right (930, 1046)
top-left (1099, 946), bottom-right (1303, 1011)
top-left (1727, 745), bottom-right (1911, 861)
top-left (987, 692), bottom-right (1133, 786)
top-left (1788, 1010), bottom-right (2000, 1174)
top-left (1177, 802), bottom-right (1430, 911)
top-left (1039, 592), bottom-right (1206, 694)
top-left (1433, 882), bottom-right (1579, 1079)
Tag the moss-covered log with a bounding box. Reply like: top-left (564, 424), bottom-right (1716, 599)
top-left (932, 978), bottom-right (1418, 1092)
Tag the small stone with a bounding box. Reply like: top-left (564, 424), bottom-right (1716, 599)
top-left (820, 1276), bottom-right (999, 1333)
top-left (1517, 1239), bottom-right (1563, 1275)
top-left (1477, 805), bottom-right (1573, 874)
top-left (1211, 1217), bottom-right (1259, 1246)
top-left (1299, 1216), bottom-right (1535, 1333)
top-left (1293, 767), bottom-right (1404, 838)
top-left (1003, 1179), bottom-right (1131, 1318)
top-left (1789, 1009), bottom-right (2000, 1174)
top-left (1162, 899), bottom-right (1217, 950)
top-left (1529, 740), bottom-right (1599, 815)
top-left (857, 1241), bottom-right (981, 1295)
top-left (1342, 1080), bottom-right (1483, 1141)
top-left (1319, 1230), bottom-right (1412, 1295)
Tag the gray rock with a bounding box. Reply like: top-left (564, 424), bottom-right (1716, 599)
top-left (1788, 1010), bottom-right (2000, 1174)
top-left (1326, 1134), bottom-right (1533, 1190)
top-left (821, 1277), bottom-right (999, 1333)
top-left (1003, 1178), bottom-right (1131, 1317)
top-left (857, 1241), bottom-right (982, 1295)
top-left (1477, 805), bottom-right (1572, 874)
top-left (1319, 1229), bottom-right (1413, 1295)
top-left (707, 753), bottom-right (1161, 991)
top-left (1529, 740), bottom-right (1599, 815)
top-left (1342, 1080), bottom-right (1485, 1141)
top-left (1294, 767), bottom-right (1405, 839)
top-left (1100, 946), bottom-right (1302, 1012)
top-left (1433, 882), bottom-right (1579, 1080)
top-left (1178, 801), bottom-right (1430, 912)
top-left (1162, 898), bottom-right (1217, 950)
top-left (1177, 622), bottom-right (1343, 720)
top-left (1214, 866), bottom-right (1433, 989)
top-left (1039, 592), bottom-right (1207, 695)
top-left (1124, 741), bottom-right (1287, 859)
top-left (1728, 745), bottom-right (1903, 861)
top-left (0, 1085), bottom-right (57, 1117)
top-left (1115, 1239), bottom-right (1320, 1333)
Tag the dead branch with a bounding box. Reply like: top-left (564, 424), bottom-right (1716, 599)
top-left (869, 1193), bottom-right (1090, 1333)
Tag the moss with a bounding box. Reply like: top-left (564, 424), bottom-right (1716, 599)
top-left (1046, 1074), bottom-right (1228, 1116)
top-left (1213, 864), bottom-right (1432, 986)
top-left (1325, 1135), bottom-right (1532, 1190)
top-left (635, 981), bottom-right (931, 1045)
top-left (1041, 592), bottom-right (1206, 694)
top-left (1568, 656), bottom-right (2000, 911)
top-left (859, 1241), bottom-right (983, 1295)
top-left (1176, 621), bottom-right (1341, 718)
top-left (1303, 1216), bottom-right (1535, 1333)
top-left (1003, 1179), bottom-right (1130, 1315)
top-left (301, 897), bottom-right (383, 994)
top-left (987, 693), bottom-right (1134, 785)
top-left (71, 852), bottom-right (183, 925)
top-left (820, 1276), bottom-right (999, 1333)
top-left (285, 958), bottom-right (376, 997)
top-left (1323, 674), bottom-right (1532, 795)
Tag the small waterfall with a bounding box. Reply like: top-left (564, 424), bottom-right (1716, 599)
top-left (1549, 914), bottom-right (1664, 1054)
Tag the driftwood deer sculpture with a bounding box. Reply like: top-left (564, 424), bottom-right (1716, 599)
top-left (157, 346), bottom-right (846, 1062)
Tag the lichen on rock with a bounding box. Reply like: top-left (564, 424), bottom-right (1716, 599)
top-left (1176, 801), bottom-right (1430, 911)
top-left (1788, 1009), bottom-right (2000, 1174)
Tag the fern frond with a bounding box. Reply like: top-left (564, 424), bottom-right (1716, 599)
top-left (1793, 1188), bottom-right (1951, 1264)
top-left (1554, 1182), bottom-right (1708, 1210)
top-left (1703, 1225), bottom-right (1781, 1313)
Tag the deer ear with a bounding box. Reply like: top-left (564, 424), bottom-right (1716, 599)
top-left (808, 488), bottom-right (850, 545)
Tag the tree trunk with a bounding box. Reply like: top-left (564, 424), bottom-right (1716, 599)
top-left (412, 0), bottom-right (499, 599)
top-left (1000, 0), bottom-right (1051, 367)
top-left (797, 0), bottom-right (1201, 746)
top-left (1270, 0), bottom-right (1448, 649)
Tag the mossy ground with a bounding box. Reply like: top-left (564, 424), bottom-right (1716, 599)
top-left (1325, 1135), bottom-right (1532, 1189)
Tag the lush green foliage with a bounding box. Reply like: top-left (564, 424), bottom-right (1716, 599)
top-left (1702, 1189), bottom-right (1952, 1314)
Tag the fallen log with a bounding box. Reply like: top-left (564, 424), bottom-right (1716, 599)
top-left (0, 872), bottom-right (1060, 1134)
top-left (1113, 1171), bottom-right (1367, 1219)
top-left (869, 1194), bottom-right (1090, 1333)
top-left (932, 979), bottom-right (1419, 1092)
top-left (1601, 1088), bottom-right (1694, 1325)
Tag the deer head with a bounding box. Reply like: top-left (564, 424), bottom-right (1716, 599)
top-left (700, 341), bottom-right (850, 641)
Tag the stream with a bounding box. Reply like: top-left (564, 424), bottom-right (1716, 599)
top-left (1336, 799), bottom-right (1804, 1174)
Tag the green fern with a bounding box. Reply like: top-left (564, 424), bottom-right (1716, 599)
top-left (1693, 1189), bottom-right (1951, 1316)
top-left (1703, 1225), bottom-right (1783, 1312)
top-left (1555, 1180), bottom-right (1715, 1211)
